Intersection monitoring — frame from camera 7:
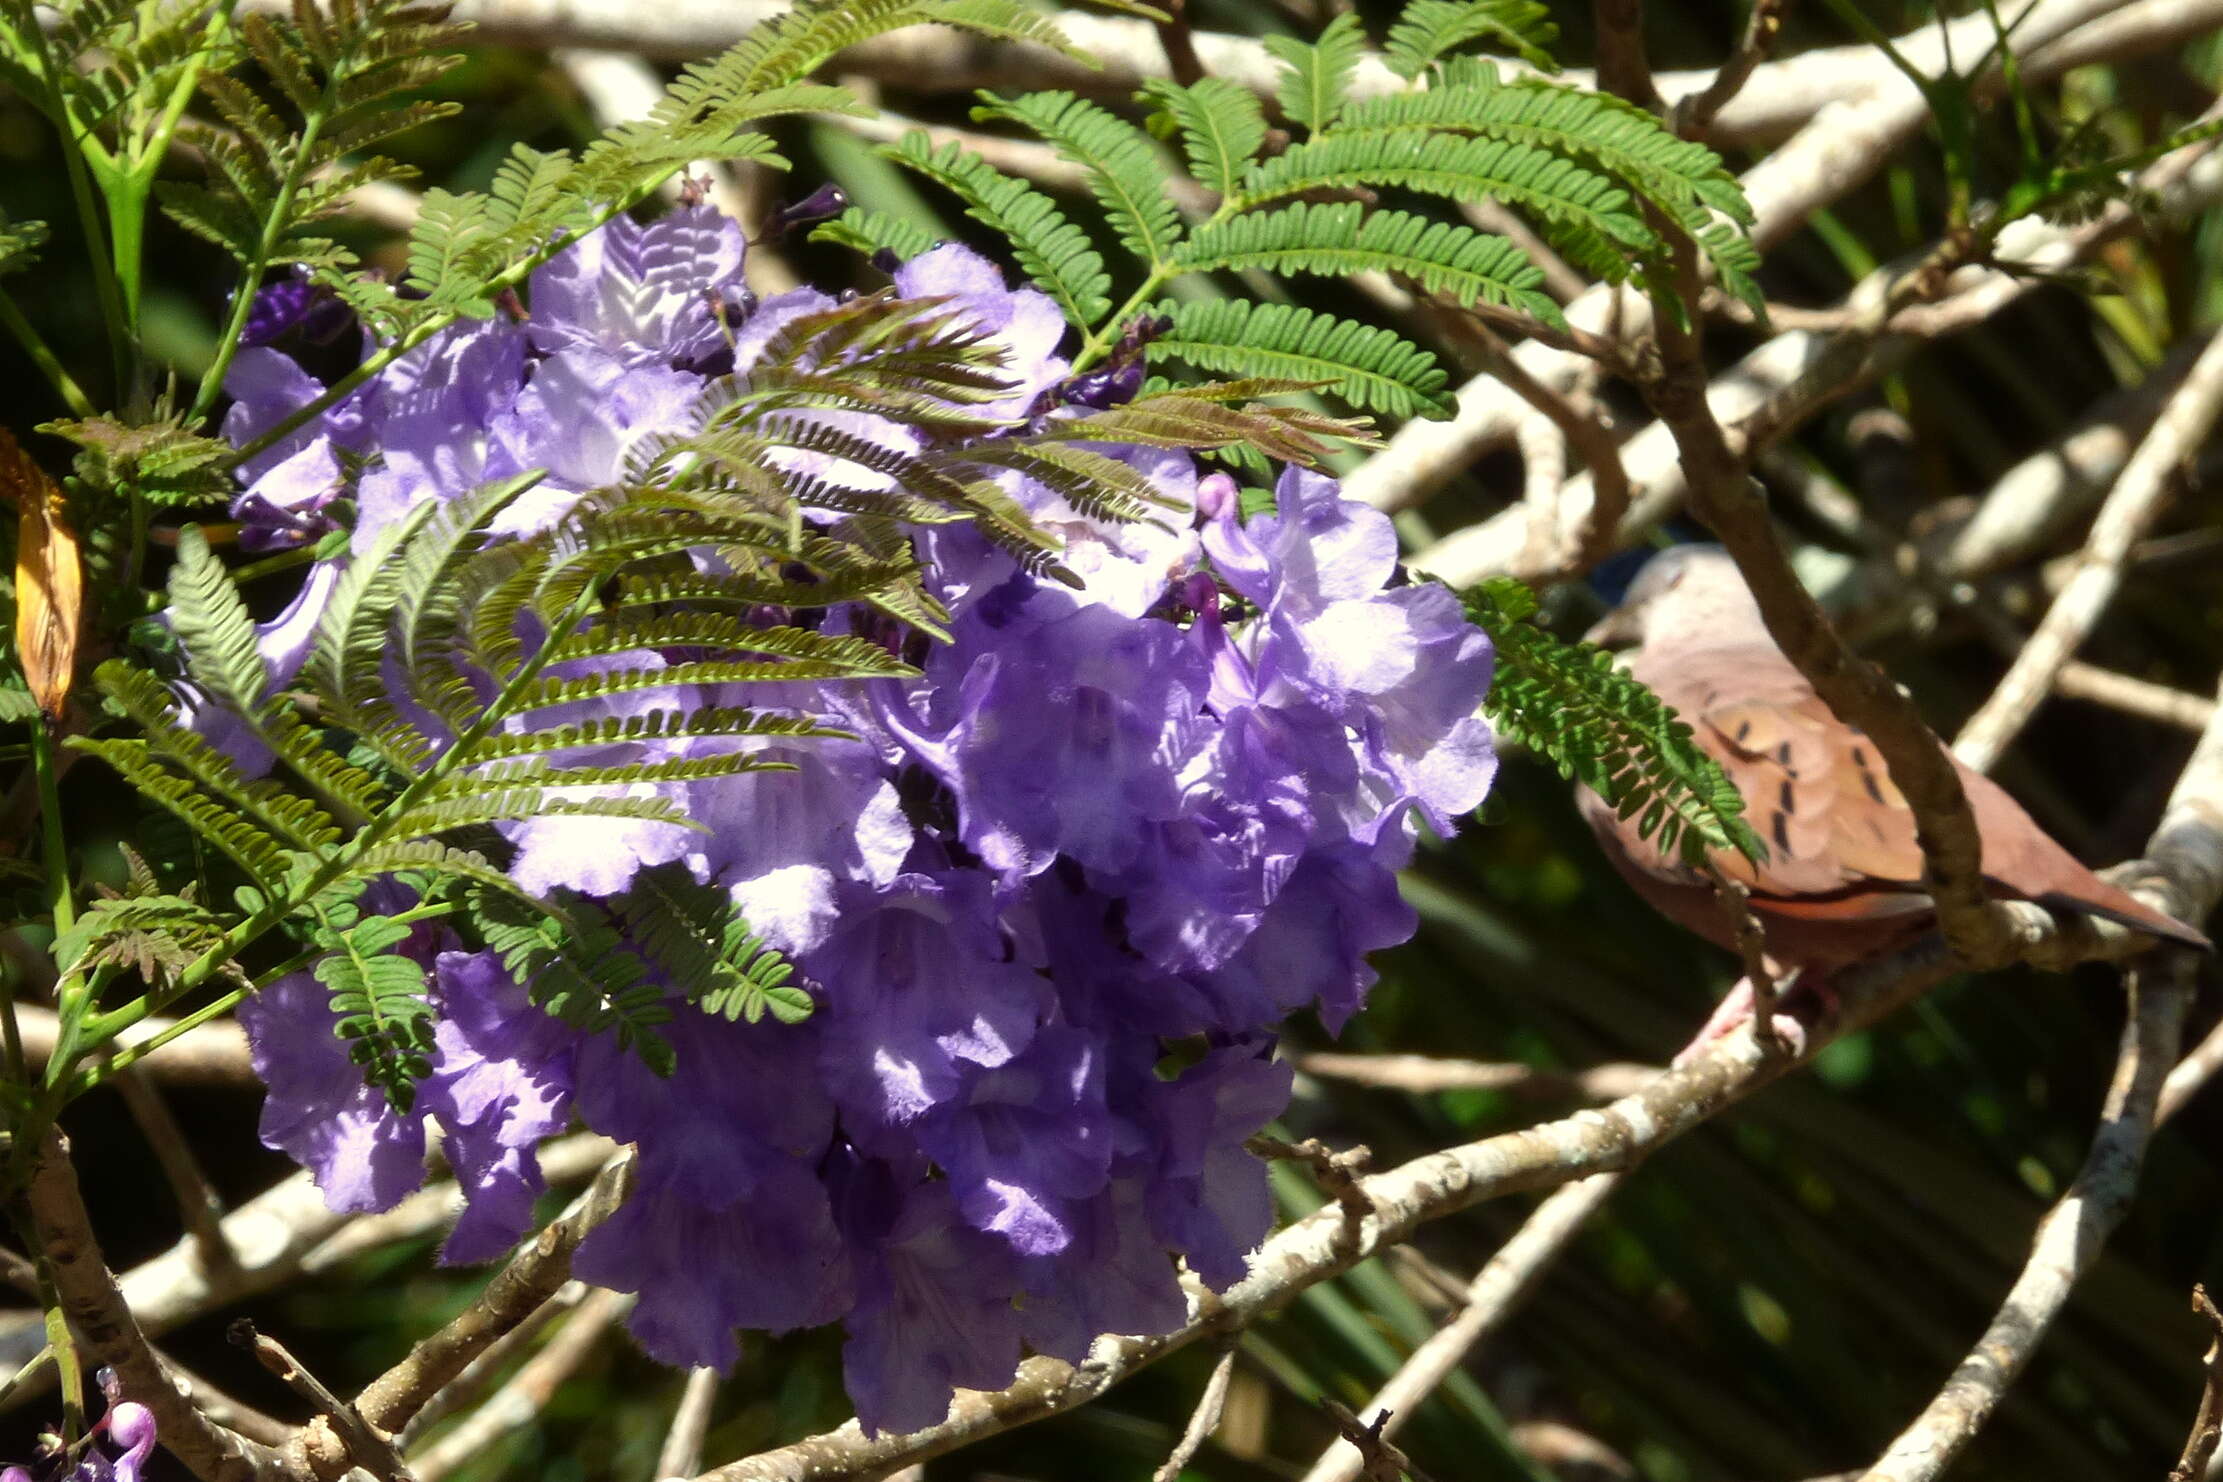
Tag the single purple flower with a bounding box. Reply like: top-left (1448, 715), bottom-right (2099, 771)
top-left (830, 1150), bottom-right (1026, 1437)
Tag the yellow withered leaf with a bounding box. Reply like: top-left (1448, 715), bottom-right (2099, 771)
top-left (4, 427), bottom-right (83, 722)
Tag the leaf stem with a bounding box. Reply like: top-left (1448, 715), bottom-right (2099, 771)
top-left (0, 287), bottom-right (96, 418)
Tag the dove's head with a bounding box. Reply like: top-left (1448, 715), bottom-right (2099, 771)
top-left (1583, 545), bottom-right (1765, 651)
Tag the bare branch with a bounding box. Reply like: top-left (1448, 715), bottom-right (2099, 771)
top-left (0, 1134), bottom-right (620, 1408)
top-left (1592, 0), bottom-right (1661, 111)
top-left (237, 1322), bottom-right (414, 1482)
top-left (1299, 1173), bottom-right (1622, 1482)
top-left (2171, 1286), bottom-right (2223, 1482)
top-left (111, 1070), bottom-right (236, 1280)
top-left (1292, 1053), bottom-right (1657, 1102)
top-left (1953, 328), bottom-right (2223, 771)
top-left (19, 1130), bottom-right (294, 1482)
top-left (1672, 0), bottom-right (1790, 138)
top-left (1859, 958), bottom-right (2194, 1482)
top-left (397, 1283), bottom-right (589, 1453)
top-left (14, 1003), bottom-right (255, 1087)
top-left (407, 1290), bottom-right (633, 1482)
top-left (656, 1367), bottom-right (722, 1482)
top-left (354, 1153), bottom-right (635, 1436)
top-left (1150, 1344), bottom-right (1235, 1482)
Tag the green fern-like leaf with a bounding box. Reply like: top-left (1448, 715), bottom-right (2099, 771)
top-left (468, 888), bottom-right (674, 1075)
top-left (621, 869), bottom-right (815, 1026)
top-left (1146, 300), bottom-right (1454, 419)
top-left (315, 914), bottom-right (436, 1112)
top-left (1241, 132), bottom-right (1649, 282)
top-left (1176, 203), bottom-right (1564, 327)
top-left (880, 131), bottom-right (1113, 326)
top-left (1462, 578), bottom-right (1767, 867)
top-left (167, 525), bottom-right (270, 722)
top-left (1264, 12), bottom-right (1369, 136)
top-left (1140, 77), bottom-right (1269, 202)
top-left (52, 893), bottom-right (233, 987)
top-left (813, 206), bottom-right (941, 261)
top-left (973, 90), bottom-right (1183, 269)
top-left (1383, 0), bottom-right (1559, 77)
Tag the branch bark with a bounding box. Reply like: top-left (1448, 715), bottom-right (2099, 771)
top-left (20, 1130), bottom-right (294, 1482)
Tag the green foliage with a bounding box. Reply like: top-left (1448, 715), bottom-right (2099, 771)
top-left (0, 217), bottom-right (44, 277)
top-left (1148, 301), bottom-right (1455, 418)
top-left (1264, 11), bottom-right (1368, 135)
top-left (313, 908), bottom-right (436, 1111)
top-left (43, 414), bottom-right (235, 508)
top-left (1382, 0), bottom-right (1559, 77)
top-left (1141, 77), bottom-right (1268, 201)
top-left (876, 133), bottom-right (1114, 327)
top-left (1462, 578), bottom-right (1767, 869)
top-left (622, 869), bottom-right (816, 1027)
top-left (1177, 204), bottom-right (1564, 325)
top-left (858, 6), bottom-right (1760, 403)
top-left (972, 91), bottom-right (1182, 269)
top-left (158, 0), bottom-right (464, 277)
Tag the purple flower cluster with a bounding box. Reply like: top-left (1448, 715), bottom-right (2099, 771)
top-left (221, 203), bottom-right (1496, 1434)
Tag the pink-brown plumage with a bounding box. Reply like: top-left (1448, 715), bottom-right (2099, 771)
top-left (1577, 547), bottom-right (2212, 973)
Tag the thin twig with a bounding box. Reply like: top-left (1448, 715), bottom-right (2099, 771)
top-left (238, 1321), bottom-right (414, 1482)
top-left (1292, 1053), bottom-right (1657, 1102)
top-left (1708, 874), bottom-right (1790, 1059)
top-left (407, 1290), bottom-right (632, 1482)
top-left (1460, 321), bottom-right (1633, 577)
top-left (1953, 328), bottom-right (2223, 771)
top-left (1299, 1173), bottom-right (1623, 1482)
top-left (396, 1283), bottom-right (590, 1452)
top-left (1247, 1135), bottom-right (1375, 1249)
top-left (1592, 0), bottom-right (1662, 111)
top-left (1320, 1399), bottom-right (1436, 1482)
top-left (2171, 1286), bottom-right (2223, 1482)
top-left (657, 1367), bottom-right (721, 1482)
top-left (1151, 1344), bottom-right (1236, 1482)
top-left (353, 1153), bottom-right (635, 1437)
top-left (1153, 0), bottom-right (1206, 86)
top-left (1673, 0), bottom-right (1790, 137)
top-left (110, 1069), bottom-right (237, 1280)
top-left (1859, 959), bottom-right (2194, 1482)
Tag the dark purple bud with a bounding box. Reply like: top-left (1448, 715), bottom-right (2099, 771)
top-left (770, 183), bottom-right (849, 238)
top-left (241, 269), bottom-right (353, 348)
top-left (869, 248), bottom-right (903, 275)
top-left (1058, 359), bottom-right (1146, 410)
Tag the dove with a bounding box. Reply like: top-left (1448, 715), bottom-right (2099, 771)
top-left (1576, 546), bottom-right (2210, 1010)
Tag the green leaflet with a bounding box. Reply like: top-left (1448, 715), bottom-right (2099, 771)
top-left (1263, 13), bottom-right (1368, 136)
top-left (1383, 0), bottom-right (1560, 77)
top-left (973, 91), bottom-right (1184, 269)
top-left (315, 912), bottom-right (437, 1113)
top-left (1177, 204), bottom-right (1566, 328)
top-left (1463, 578), bottom-right (1769, 869)
top-left (879, 131), bottom-right (1113, 327)
top-left (1146, 300), bottom-right (1456, 420)
top-left (1141, 77), bottom-right (1268, 201)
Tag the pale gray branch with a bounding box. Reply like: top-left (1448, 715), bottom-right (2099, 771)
top-left (1954, 328), bottom-right (2223, 770)
top-left (1297, 1173), bottom-right (1624, 1482)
